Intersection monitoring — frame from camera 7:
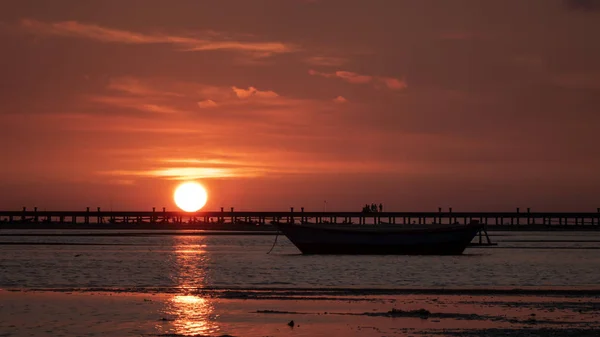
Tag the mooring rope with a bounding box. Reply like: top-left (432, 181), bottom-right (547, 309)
top-left (266, 231), bottom-right (280, 254)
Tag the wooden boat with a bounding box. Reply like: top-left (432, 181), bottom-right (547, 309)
top-left (275, 221), bottom-right (483, 255)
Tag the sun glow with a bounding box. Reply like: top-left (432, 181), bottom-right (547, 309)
top-left (174, 182), bottom-right (208, 212)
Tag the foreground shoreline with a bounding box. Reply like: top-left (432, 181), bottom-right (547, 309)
top-left (1, 289), bottom-right (599, 337)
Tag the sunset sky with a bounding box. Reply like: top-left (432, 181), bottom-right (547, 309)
top-left (1, 0), bottom-right (599, 212)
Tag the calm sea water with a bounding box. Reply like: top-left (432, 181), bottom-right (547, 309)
top-left (1, 230), bottom-right (599, 290)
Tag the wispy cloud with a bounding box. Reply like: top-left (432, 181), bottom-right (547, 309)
top-left (333, 96), bottom-right (348, 103)
top-left (380, 77), bottom-right (408, 90)
top-left (50, 113), bottom-right (201, 134)
top-left (90, 78), bottom-right (288, 117)
top-left (107, 77), bottom-right (185, 97)
top-left (19, 19), bottom-right (297, 57)
top-left (90, 96), bottom-right (186, 114)
top-left (50, 76), bottom-right (372, 180)
top-left (69, 76), bottom-right (349, 139)
top-left (334, 71), bottom-right (373, 84)
top-left (232, 86), bottom-right (279, 99)
top-left (309, 69), bottom-right (407, 91)
top-left (107, 179), bottom-right (136, 186)
top-left (99, 151), bottom-right (404, 181)
top-left (197, 99), bottom-right (218, 109)
top-left (304, 56), bottom-right (347, 66)
top-left (102, 167), bottom-right (263, 180)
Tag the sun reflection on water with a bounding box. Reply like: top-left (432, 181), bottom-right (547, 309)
top-left (167, 294), bottom-right (219, 335)
top-left (158, 236), bottom-right (219, 335)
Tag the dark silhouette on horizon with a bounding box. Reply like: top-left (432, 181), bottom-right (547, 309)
top-left (362, 203), bottom-right (384, 213)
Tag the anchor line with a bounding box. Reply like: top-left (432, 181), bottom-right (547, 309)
top-left (266, 231), bottom-right (280, 254)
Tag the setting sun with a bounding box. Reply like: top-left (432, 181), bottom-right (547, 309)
top-left (174, 182), bottom-right (208, 212)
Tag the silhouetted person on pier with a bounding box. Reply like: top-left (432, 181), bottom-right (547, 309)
top-left (371, 203), bottom-right (377, 213)
top-left (363, 204), bottom-right (371, 213)
top-left (379, 203), bottom-right (383, 212)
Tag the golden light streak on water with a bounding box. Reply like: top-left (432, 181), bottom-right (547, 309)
top-left (158, 236), bottom-right (219, 335)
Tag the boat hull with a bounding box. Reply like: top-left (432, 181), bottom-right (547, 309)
top-left (275, 223), bottom-right (483, 255)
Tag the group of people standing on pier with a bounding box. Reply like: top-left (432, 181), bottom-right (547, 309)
top-left (362, 203), bottom-right (383, 213)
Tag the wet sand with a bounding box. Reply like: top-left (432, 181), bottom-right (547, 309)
top-left (1, 289), bottom-right (599, 337)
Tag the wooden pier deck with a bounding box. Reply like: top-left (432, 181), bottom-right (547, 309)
top-left (1, 207), bottom-right (599, 230)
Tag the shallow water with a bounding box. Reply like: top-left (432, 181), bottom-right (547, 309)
top-left (2, 230), bottom-right (600, 337)
top-left (1, 231), bottom-right (600, 290)
top-left (1, 291), bottom-right (599, 337)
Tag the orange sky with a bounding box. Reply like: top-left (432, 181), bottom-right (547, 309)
top-left (0, 0), bottom-right (599, 211)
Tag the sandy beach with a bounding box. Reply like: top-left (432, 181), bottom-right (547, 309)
top-left (1, 289), bottom-right (599, 337)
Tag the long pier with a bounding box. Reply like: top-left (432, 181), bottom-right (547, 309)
top-left (1, 207), bottom-right (600, 230)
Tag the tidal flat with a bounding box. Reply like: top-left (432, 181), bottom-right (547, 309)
top-left (1, 231), bottom-right (600, 336)
top-left (1, 290), bottom-right (599, 337)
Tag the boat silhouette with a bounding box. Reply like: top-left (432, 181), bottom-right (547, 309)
top-left (275, 221), bottom-right (483, 255)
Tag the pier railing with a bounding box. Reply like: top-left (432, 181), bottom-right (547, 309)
top-left (1, 207), bottom-right (599, 228)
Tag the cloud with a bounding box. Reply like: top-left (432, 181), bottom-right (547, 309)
top-left (232, 86), bottom-right (279, 99)
top-left (90, 96), bottom-right (186, 114)
top-left (309, 69), bottom-right (371, 83)
top-left (62, 76), bottom-right (366, 180)
top-left (85, 76), bottom-right (344, 131)
top-left (103, 167), bottom-right (262, 180)
top-left (308, 69), bottom-right (334, 78)
top-left (333, 96), bottom-right (348, 103)
top-left (335, 71), bottom-right (373, 84)
top-left (309, 69), bottom-right (407, 91)
top-left (99, 149), bottom-right (406, 181)
top-left (197, 99), bottom-right (218, 108)
top-left (93, 78), bottom-right (285, 117)
top-left (19, 19), bottom-right (296, 57)
top-left (304, 56), bottom-right (347, 66)
top-left (107, 77), bottom-right (184, 97)
top-left (380, 77), bottom-right (408, 90)
top-left (107, 179), bottom-right (135, 186)
top-left (49, 113), bottom-right (201, 134)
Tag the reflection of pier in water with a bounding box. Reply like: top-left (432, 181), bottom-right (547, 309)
top-left (1, 207), bottom-right (600, 230)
